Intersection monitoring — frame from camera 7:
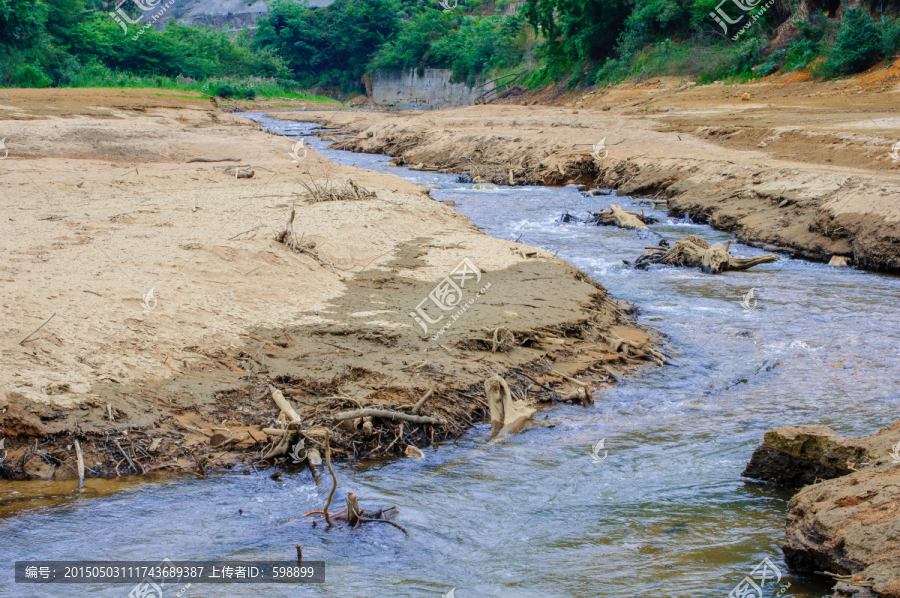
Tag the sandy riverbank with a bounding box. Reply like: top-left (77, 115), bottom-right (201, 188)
top-left (284, 66), bottom-right (900, 271)
top-left (0, 89), bottom-right (654, 481)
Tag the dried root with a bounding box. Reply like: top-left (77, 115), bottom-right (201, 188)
top-left (275, 205), bottom-right (339, 274)
top-left (466, 326), bottom-right (517, 352)
top-left (633, 235), bottom-right (778, 273)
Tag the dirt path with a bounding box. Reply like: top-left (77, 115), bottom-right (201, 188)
top-left (0, 89), bottom-right (652, 481)
top-left (287, 65), bottom-right (900, 271)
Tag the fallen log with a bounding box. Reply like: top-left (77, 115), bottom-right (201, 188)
top-left (332, 409), bottom-right (446, 426)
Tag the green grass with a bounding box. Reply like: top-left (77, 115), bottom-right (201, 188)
top-left (61, 62), bottom-right (339, 103)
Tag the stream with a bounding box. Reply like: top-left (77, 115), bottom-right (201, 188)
top-left (2, 114), bottom-right (899, 598)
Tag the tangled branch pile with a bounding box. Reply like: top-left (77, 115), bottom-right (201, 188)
top-left (298, 176), bottom-right (376, 202)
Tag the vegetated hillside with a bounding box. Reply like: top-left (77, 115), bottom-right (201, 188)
top-left (1, 0), bottom-right (899, 97)
top-left (518, 0), bottom-right (900, 87)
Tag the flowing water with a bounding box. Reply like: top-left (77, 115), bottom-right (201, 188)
top-left (3, 115), bottom-right (899, 598)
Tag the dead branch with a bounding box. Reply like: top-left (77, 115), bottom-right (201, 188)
top-left (332, 409), bottom-right (446, 426)
top-left (411, 387), bottom-right (435, 415)
top-left (323, 437), bottom-right (337, 527)
top-left (19, 312), bottom-right (57, 345)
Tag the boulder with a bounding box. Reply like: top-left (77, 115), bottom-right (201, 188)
top-left (785, 464), bottom-right (900, 598)
top-left (744, 420), bottom-right (900, 597)
top-left (742, 425), bottom-right (875, 486)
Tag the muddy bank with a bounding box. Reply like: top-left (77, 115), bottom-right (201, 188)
top-left (0, 89), bottom-right (654, 482)
top-left (744, 422), bottom-right (900, 598)
top-left (280, 71), bottom-right (900, 271)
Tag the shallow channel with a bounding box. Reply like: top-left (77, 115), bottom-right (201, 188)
top-left (2, 114), bottom-right (899, 598)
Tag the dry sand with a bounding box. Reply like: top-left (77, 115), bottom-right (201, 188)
top-left (293, 65), bottom-right (900, 270)
top-left (0, 89), bottom-right (650, 480)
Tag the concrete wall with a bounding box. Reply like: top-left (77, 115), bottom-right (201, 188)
top-left (372, 69), bottom-right (483, 110)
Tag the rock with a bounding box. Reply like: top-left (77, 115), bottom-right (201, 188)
top-left (829, 255), bottom-right (852, 267)
top-left (566, 184), bottom-right (588, 191)
top-left (785, 464), bottom-right (900, 598)
top-left (742, 92), bottom-right (751, 101)
top-left (758, 142), bottom-right (768, 148)
top-left (404, 445), bottom-right (424, 458)
top-left (23, 455), bottom-right (56, 479)
top-left (742, 425), bottom-right (873, 486)
top-left (472, 184), bottom-right (496, 190)
top-left (602, 104), bottom-right (611, 111)
top-left (745, 420), bottom-right (900, 597)
top-left (209, 433), bottom-right (230, 447)
top-left (588, 188), bottom-right (611, 196)
top-left (441, 199), bottom-right (456, 206)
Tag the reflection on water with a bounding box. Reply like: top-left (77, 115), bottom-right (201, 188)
top-left (1, 115), bottom-right (897, 597)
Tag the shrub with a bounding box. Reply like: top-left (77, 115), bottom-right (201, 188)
top-left (821, 7), bottom-right (881, 76)
top-left (13, 63), bottom-right (50, 87)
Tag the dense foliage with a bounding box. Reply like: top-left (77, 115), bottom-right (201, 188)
top-left (521, 0), bottom-right (900, 84)
top-left (2, 0), bottom-right (900, 93)
top-left (0, 0), bottom-right (291, 90)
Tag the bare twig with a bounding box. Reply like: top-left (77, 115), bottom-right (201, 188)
top-left (323, 437), bottom-right (337, 527)
top-left (19, 312), bottom-right (56, 345)
top-left (410, 386), bottom-right (435, 415)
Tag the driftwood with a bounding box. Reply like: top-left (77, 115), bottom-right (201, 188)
top-left (485, 375), bottom-right (536, 437)
top-left (262, 386), bottom-right (304, 461)
top-left (346, 492), bottom-right (361, 526)
top-left (633, 235), bottom-right (779, 273)
top-left (332, 409), bottom-right (447, 426)
top-left (323, 437), bottom-right (337, 527)
top-left (271, 385), bottom-right (301, 423)
top-left (310, 440), bottom-right (410, 536)
top-left (74, 439), bottom-right (85, 489)
top-left (411, 386), bottom-right (435, 415)
top-left (588, 204), bottom-right (648, 229)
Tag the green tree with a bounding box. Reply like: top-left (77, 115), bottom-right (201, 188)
top-left (522, 0), bottom-right (633, 71)
top-left (0, 0), bottom-right (46, 47)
